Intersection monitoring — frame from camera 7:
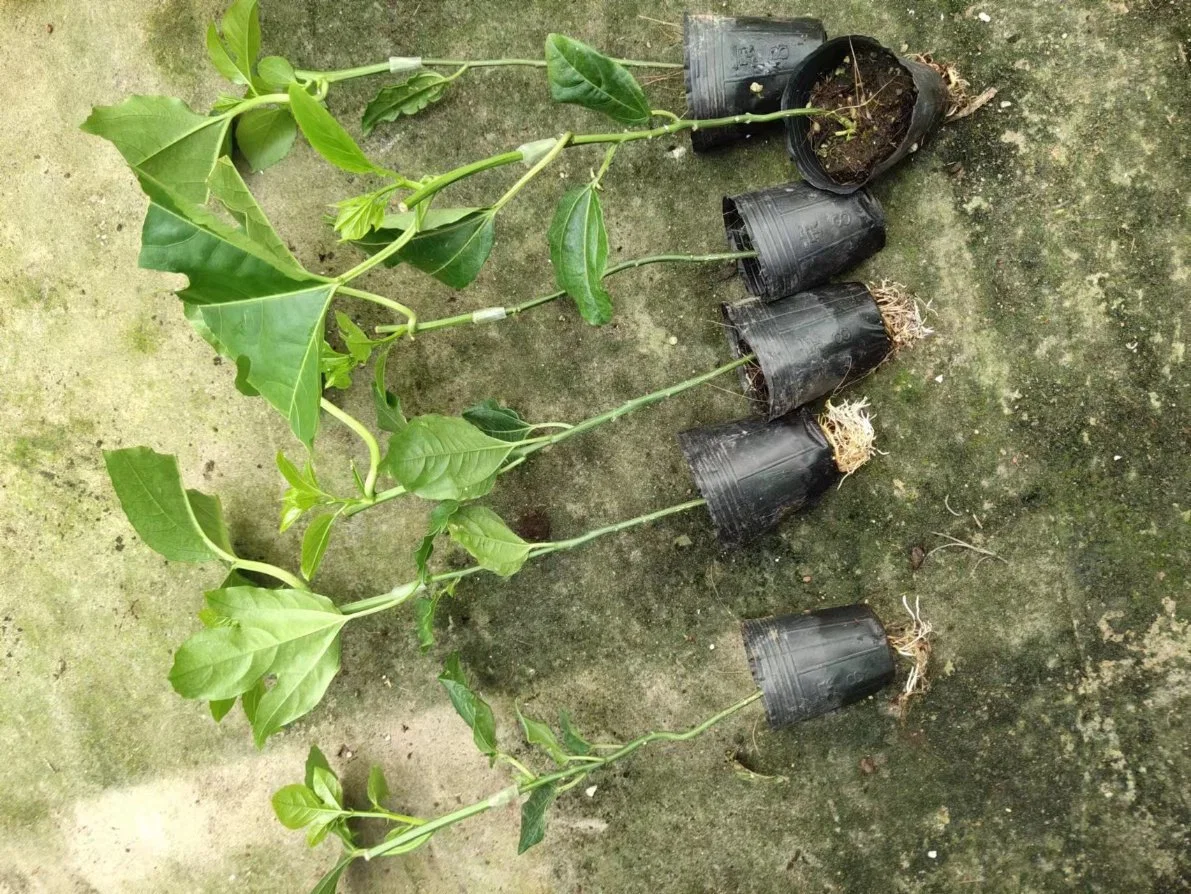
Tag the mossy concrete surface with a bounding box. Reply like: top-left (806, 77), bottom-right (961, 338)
top-left (1, 0), bottom-right (1188, 891)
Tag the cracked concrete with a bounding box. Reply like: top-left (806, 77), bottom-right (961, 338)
top-left (0, 0), bottom-right (1188, 892)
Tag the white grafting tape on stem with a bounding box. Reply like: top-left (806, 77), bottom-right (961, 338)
top-left (472, 307), bottom-right (508, 324)
top-left (517, 137), bottom-right (560, 167)
top-left (389, 56), bottom-right (423, 74)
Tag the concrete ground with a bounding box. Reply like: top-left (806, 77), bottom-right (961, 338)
top-left (1, 0), bottom-right (1188, 891)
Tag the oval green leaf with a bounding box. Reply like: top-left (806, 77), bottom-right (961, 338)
top-left (272, 784), bottom-right (340, 830)
top-left (447, 505), bottom-right (532, 578)
top-left (385, 415), bottom-right (514, 501)
top-left (396, 211), bottom-right (496, 289)
top-left (258, 55), bottom-right (297, 91)
top-left (518, 784), bottom-right (556, 854)
top-left (351, 209), bottom-right (496, 289)
top-left (462, 399), bottom-right (533, 442)
top-left (549, 185), bottom-right (612, 325)
top-left (438, 652), bottom-right (498, 757)
top-left (545, 34), bottom-right (651, 126)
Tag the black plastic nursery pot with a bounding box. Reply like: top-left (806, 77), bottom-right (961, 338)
top-left (723, 182), bottom-right (885, 300)
top-left (677, 411), bottom-right (837, 546)
top-left (741, 604), bottom-right (895, 729)
top-left (724, 282), bottom-right (891, 420)
top-left (781, 35), bottom-right (949, 194)
top-left (683, 13), bottom-right (827, 153)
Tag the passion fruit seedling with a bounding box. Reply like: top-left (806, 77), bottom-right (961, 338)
top-left (273, 658), bottom-right (766, 893)
top-left (278, 351), bottom-right (756, 582)
top-left (104, 399), bottom-right (878, 746)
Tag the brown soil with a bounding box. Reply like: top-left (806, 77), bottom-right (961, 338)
top-left (807, 46), bottom-right (916, 184)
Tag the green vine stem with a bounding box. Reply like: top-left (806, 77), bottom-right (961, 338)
top-left (293, 55), bottom-right (684, 86)
top-left (516, 357), bottom-right (751, 460)
top-left (338, 496), bottom-right (708, 619)
top-left (319, 398), bottom-right (382, 497)
top-left (398, 106), bottom-right (832, 212)
top-left (230, 558), bottom-right (309, 591)
top-left (355, 690), bottom-right (763, 861)
top-left (338, 354), bottom-right (752, 519)
top-left (374, 250), bottom-right (758, 339)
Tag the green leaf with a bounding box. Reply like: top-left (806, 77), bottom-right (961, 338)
top-left (104, 447), bottom-right (232, 563)
top-left (544, 34), bottom-right (651, 126)
top-left (220, 0), bottom-right (263, 88)
top-left (277, 452), bottom-right (330, 532)
top-left (212, 94), bottom-right (244, 114)
top-left (206, 23), bottom-right (245, 84)
top-left (311, 766), bottom-right (344, 809)
top-left (397, 211), bottom-right (496, 289)
top-left (548, 185), bottom-right (612, 325)
top-left (169, 624), bottom-right (281, 701)
top-left (207, 157), bottom-right (305, 279)
top-left (182, 303), bottom-right (259, 396)
top-left (385, 415), bottom-right (514, 501)
top-left (305, 744), bottom-right (333, 789)
top-left (300, 512), bottom-right (337, 581)
top-left (187, 488), bottom-right (235, 555)
top-left (136, 171), bottom-right (335, 445)
top-left (372, 345), bottom-right (406, 434)
top-left (558, 710), bottom-right (592, 756)
top-left (462, 399), bottom-right (534, 443)
top-left (272, 784), bottom-right (340, 830)
top-left (310, 855), bottom-right (354, 894)
top-left (335, 311), bottom-right (378, 364)
top-left (306, 816), bottom-right (334, 848)
top-left (332, 191), bottom-right (389, 241)
top-left (447, 505), bottom-right (532, 578)
top-left (241, 678), bottom-right (265, 724)
top-left (319, 342), bottom-right (356, 390)
top-left (236, 107), bottom-right (297, 172)
top-left (367, 765), bottom-right (390, 808)
top-left (258, 56), bottom-right (297, 91)
top-left (517, 706), bottom-right (568, 765)
top-left (518, 785), bottom-right (556, 854)
top-left (169, 587), bottom-right (346, 744)
top-left (362, 73), bottom-right (452, 134)
top-left (353, 210), bottom-right (496, 289)
top-left (412, 595), bottom-right (438, 652)
top-left (81, 95), bottom-right (232, 203)
top-left (288, 83), bottom-right (385, 176)
top-left (379, 207), bottom-right (481, 232)
top-left (414, 500), bottom-right (460, 583)
top-left (438, 652), bottom-right (498, 757)
top-left (380, 826), bottom-right (436, 855)
top-left (209, 697), bottom-right (237, 722)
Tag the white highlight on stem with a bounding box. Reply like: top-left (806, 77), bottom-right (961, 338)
top-left (389, 56), bottom-right (423, 74)
top-left (472, 307), bottom-right (508, 324)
